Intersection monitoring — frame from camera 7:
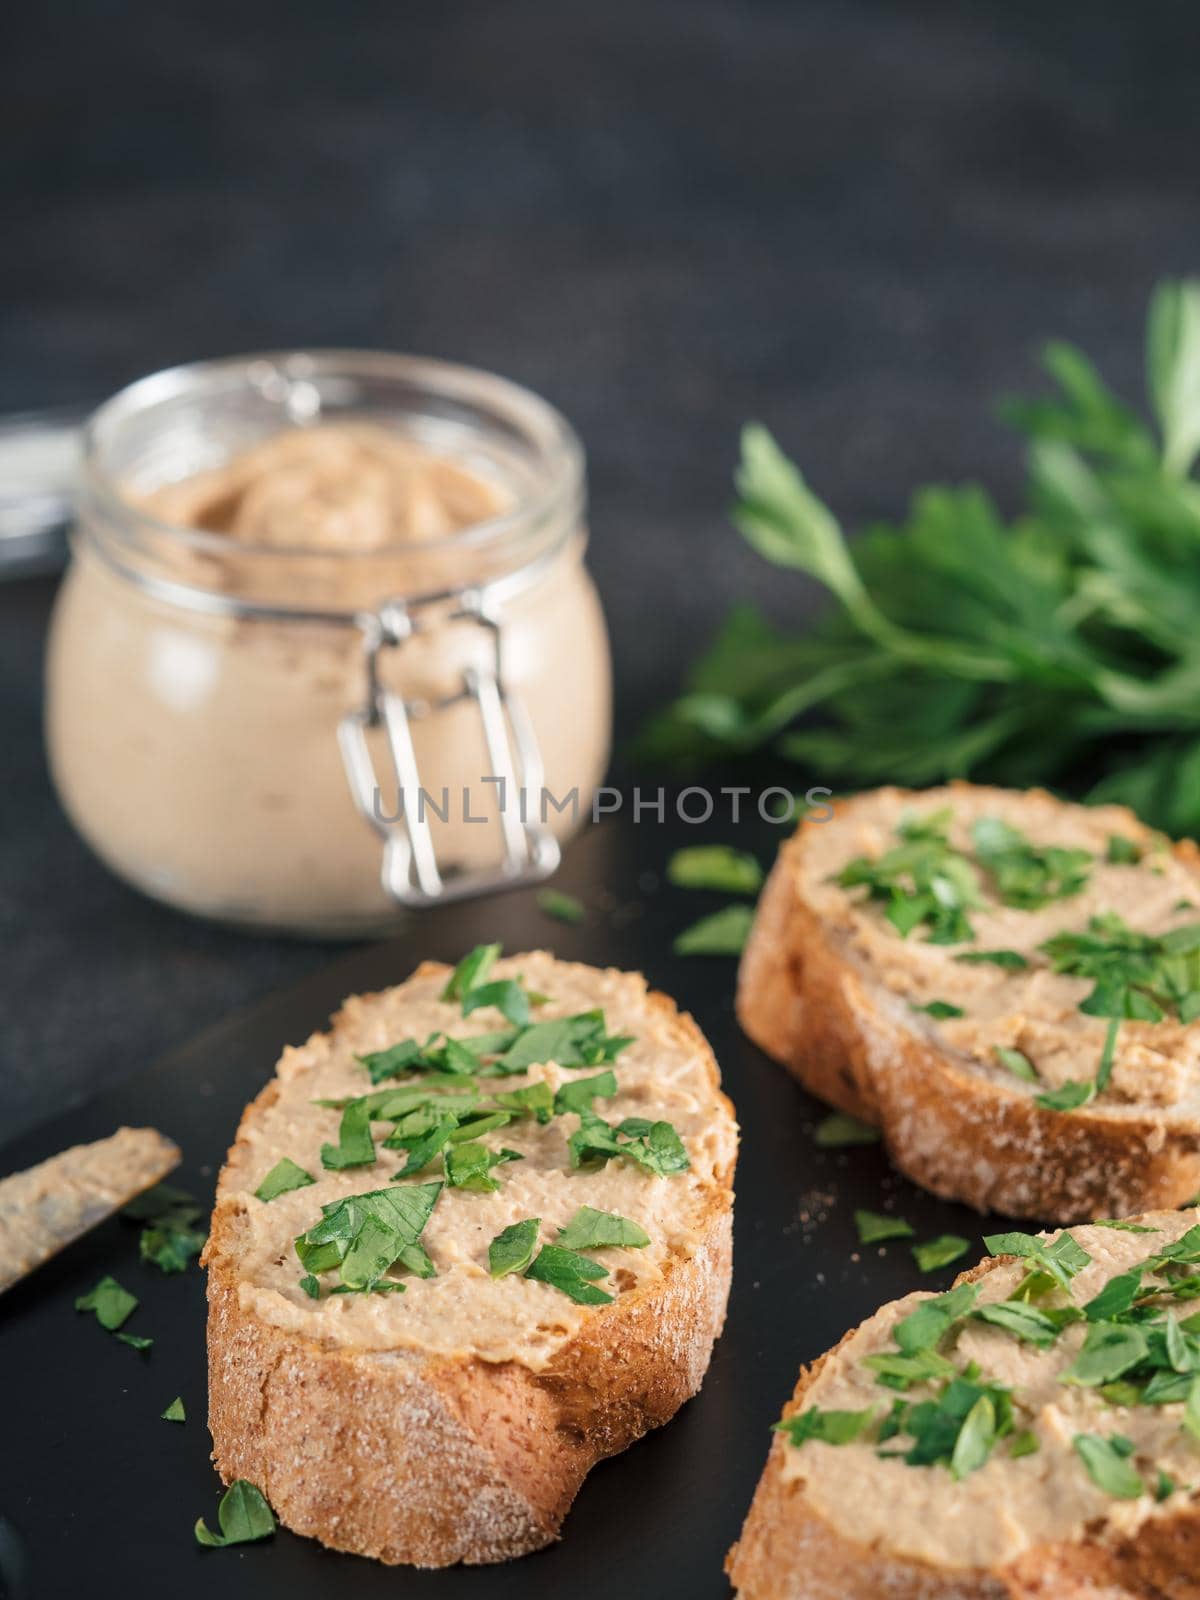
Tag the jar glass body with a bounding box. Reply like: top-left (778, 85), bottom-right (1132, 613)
top-left (45, 352), bottom-right (611, 936)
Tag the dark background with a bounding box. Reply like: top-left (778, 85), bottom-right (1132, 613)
top-left (3, 0), bottom-right (1198, 1141)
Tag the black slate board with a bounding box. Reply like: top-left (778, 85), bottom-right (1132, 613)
top-left (0, 816), bottom-right (1002, 1600)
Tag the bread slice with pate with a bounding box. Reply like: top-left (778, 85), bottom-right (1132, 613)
top-left (738, 783), bottom-right (1200, 1221)
top-left (203, 948), bottom-right (737, 1566)
top-left (728, 1210), bottom-right (1200, 1600)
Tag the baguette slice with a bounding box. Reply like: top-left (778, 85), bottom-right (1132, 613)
top-left (739, 783), bottom-right (1200, 1221)
top-left (204, 951), bottom-right (736, 1566)
top-left (728, 1211), bottom-right (1200, 1600)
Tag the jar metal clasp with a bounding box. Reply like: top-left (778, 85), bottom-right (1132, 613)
top-left (338, 588), bottom-right (561, 907)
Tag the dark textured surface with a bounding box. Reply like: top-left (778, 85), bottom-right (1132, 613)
top-left (0, 819), bottom-right (999, 1600)
top-left (3, 0), bottom-right (1199, 1140)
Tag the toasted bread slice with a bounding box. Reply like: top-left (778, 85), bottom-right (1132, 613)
top-left (203, 951), bottom-right (737, 1566)
top-left (728, 1211), bottom-right (1200, 1600)
top-left (739, 783), bottom-right (1200, 1221)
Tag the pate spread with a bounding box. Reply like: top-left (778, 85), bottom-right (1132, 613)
top-left (800, 786), bottom-right (1200, 1111)
top-left (786, 1213), bottom-right (1200, 1569)
top-left (47, 423), bottom-right (611, 932)
top-left (215, 953), bottom-right (737, 1370)
top-left (140, 422), bottom-right (508, 547)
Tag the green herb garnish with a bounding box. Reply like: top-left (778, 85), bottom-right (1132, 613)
top-left (75, 1275), bottom-right (138, 1332)
top-left (444, 1141), bottom-right (522, 1193)
top-left (255, 1157), bottom-right (316, 1202)
top-left (775, 1406), bottom-right (876, 1447)
top-left (673, 904), bottom-right (755, 956)
top-left (557, 1206), bottom-right (650, 1251)
top-left (568, 1111), bottom-right (689, 1176)
top-left (667, 845), bottom-right (763, 895)
top-left (161, 1397), bottom-right (185, 1423)
top-left (537, 888), bottom-right (585, 924)
top-left (894, 1284), bottom-right (979, 1354)
top-left (524, 1244), bottom-right (613, 1305)
top-left (836, 810), bottom-right (981, 944)
top-left (1106, 835), bottom-right (1143, 865)
top-left (1073, 1433), bottom-right (1144, 1499)
top-left (855, 1209), bottom-right (914, 1245)
top-left (913, 1235), bottom-right (970, 1273)
top-left (954, 949), bottom-right (1029, 971)
top-left (294, 1182), bottom-right (441, 1294)
top-left (488, 1218), bottom-right (541, 1278)
top-left (320, 1099), bottom-right (376, 1171)
top-left (640, 282), bottom-right (1200, 843)
top-left (116, 1332), bottom-right (153, 1353)
top-left (123, 1184), bottom-right (207, 1274)
top-left (914, 999), bottom-right (964, 1019)
top-left (814, 1112), bottom-right (880, 1147)
top-left (971, 817), bottom-right (1092, 909)
top-left (195, 1480), bottom-right (276, 1548)
top-left (994, 1046), bottom-right (1039, 1083)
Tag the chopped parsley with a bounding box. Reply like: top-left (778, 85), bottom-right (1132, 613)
top-left (814, 1112), bottom-right (880, 1147)
top-left (912, 1235), bottom-right (970, 1273)
top-left (970, 817), bottom-right (1091, 910)
top-left (854, 1209), bottom-right (913, 1245)
top-left (954, 949), bottom-right (1030, 971)
top-left (836, 809), bottom-right (981, 944)
top-left (914, 999), bottom-right (964, 1019)
top-left (195, 1479), bottom-right (276, 1548)
top-left (1040, 912), bottom-right (1200, 1022)
top-left (444, 1141), bottom-right (522, 1193)
top-left (775, 1406), bottom-right (876, 1447)
top-left (254, 1157), bottom-right (315, 1202)
top-left (525, 1244), bottom-right (613, 1305)
top-left (1106, 835), bottom-right (1143, 865)
top-left (123, 1183), bottom-right (207, 1274)
top-left (488, 1218), bottom-right (541, 1278)
top-left (994, 1046), bottom-right (1038, 1083)
top-left (568, 1111), bottom-right (690, 1176)
top-left (1073, 1433), bottom-right (1144, 1499)
top-left (553, 1069), bottom-right (618, 1116)
top-left (320, 1099), bottom-right (376, 1171)
top-left (667, 844), bottom-right (763, 895)
top-left (556, 1206), bottom-right (650, 1251)
top-left (161, 1396), bottom-right (185, 1423)
top-left (116, 1331), bottom-right (154, 1353)
top-left (75, 1275), bottom-right (138, 1332)
top-left (537, 888), bottom-right (585, 924)
top-left (294, 1182), bottom-right (441, 1294)
top-left (893, 1284), bottom-right (979, 1354)
top-left (673, 904), bottom-right (755, 956)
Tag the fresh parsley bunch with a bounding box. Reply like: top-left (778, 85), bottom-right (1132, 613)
top-left (643, 281), bottom-right (1200, 836)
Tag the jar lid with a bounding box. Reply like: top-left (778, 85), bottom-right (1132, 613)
top-left (0, 407), bottom-right (84, 577)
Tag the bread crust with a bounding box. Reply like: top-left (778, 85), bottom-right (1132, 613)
top-left (737, 785), bottom-right (1200, 1221)
top-left (726, 1253), bottom-right (1200, 1600)
top-left (204, 962), bottom-right (736, 1566)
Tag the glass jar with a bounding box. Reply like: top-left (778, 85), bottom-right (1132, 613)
top-left (45, 352), bottom-right (611, 936)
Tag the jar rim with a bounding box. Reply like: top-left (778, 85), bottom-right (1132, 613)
top-left (80, 348), bottom-right (585, 565)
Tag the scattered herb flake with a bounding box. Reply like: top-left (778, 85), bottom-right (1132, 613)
top-left (912, 1235), bottom-right (970, 1273)
top-left (814, 1112), bottom-right (881, 1148)
top-left (254, 1157), bottom-right (315, 1203)
top-left (855, 1209), bottom-right (914, 1245)
top-left (195, 1479), bottom-right (277, 1548)
top-left (673, 904), bottom-right (755, 956)
top-left (557, 1206), bottom-right (650, 1251)
top-left (536, 888), bottom-right (585, 924)
top-left (525, 1244), bottom-right (613, 1306)
top-left (488, 1218), bottom-right (541, 1278)
top-left (667, 845), bottom-right (763, 895)
top-left (161, 1397), bottom-right (185, 1423)
top-left (75, 1275), bottom-right (138, 1332)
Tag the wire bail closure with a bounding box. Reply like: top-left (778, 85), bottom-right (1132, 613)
top-left (338, 587), bottom-right (561, 907)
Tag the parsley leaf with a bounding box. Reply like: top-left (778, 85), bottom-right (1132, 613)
top-left (194, 1480), bottom-right (276, 1548)
top-left (75, 1275), bottom-right (138, 1332)
top-left (537, 888), bottom-right (585, 924)
top-left (445, 1141), bottom-right (522, 1193)
top-left (912, 1235), bottom-right (970, 1273)
top-left (254, 1157), bottom-right (315, 1202)
top-left (320, 1099), bottom-right (376, 1171)
top-left (525, 1244), bottom-right (613, 1305)
top-left (774, 1406), bottom-right (875, 1447)
top-left (673, 904), bottom-right (755, 955)
top-left (814, 1112), bottom-right (880, 1147)
top-left (995, 1046), bottom-right (1039, 1083)
top-left (556, 1206), bottom-right (650, 1251)
top-left (894, 1284), bottom-right (979, 1354)
top-left (855, 1209), bottom-right (914, 1245)
top-left (161, 1397), bottom-right (185, 1423)
top-left (440, 943), bottom-right (501, 1002)
top-left (1073, 1434), bottom-right (1144, 1499)
top-left (970, 816), bottom-right (1091, 909)
top-left (954, 949), bottom-right (1030, 971)
top-left (488, 1218), bottom-right (541, 1278)
top-left (914, 999), bottom-right (964, 1019)
top-left (836, 811), bottom-right (981, 945)
top-left (553, 1069), bottom-right (618, 1116)
top-left (667, 845), bottom-right (763, 895)
top-left (123, 1183), bottom-right (207, 1274)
